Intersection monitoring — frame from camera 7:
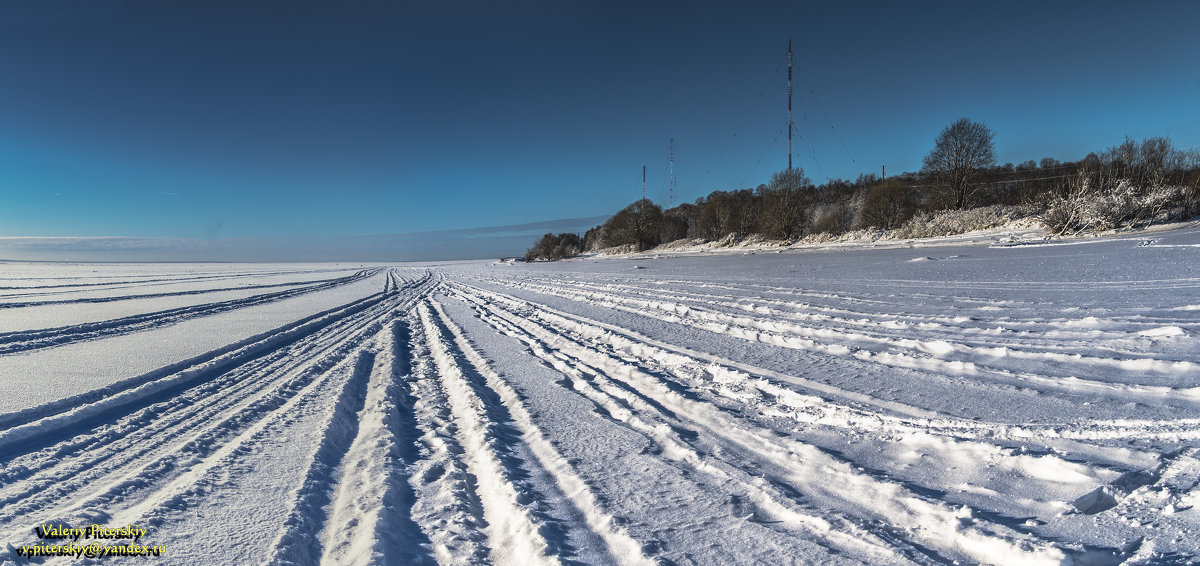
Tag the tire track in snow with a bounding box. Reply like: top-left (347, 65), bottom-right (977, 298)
top-left (90, 276), bottom-right (433, 559)
top-left (406, 308), bottom-right (493, 565)
top-left (102, 336), bottom-right (388, 564)
top-left (446, 282), bottom-right (941, 422)
top-left (425, 298), bottom-right (654, 566)
top-left (0, 291), bottom-right (387, 448)
top-left (487, 271), bottom-right (1200, 363)
top-left (3, 262), bottom-right (1191, 563)
top-left (0, 271), bottom-right (430, 435)
top-left (505, 274), bottom-right (1200, 353)
top-left (0, 269), bottom-right (384, 355)
top-left (0, 266), bottom-right (350, 294)
top-left (0, 269), bottom-right (379, 308)
top-left (445, 287), bottom-right (933, 564)
top-left (492, 274), bottom-right (1199, 372)
top-left (445, 285), bottom-right (1173, 551)
top-left (2, 369), bottom-right (341, 557)
top-left (316, 319), bottom-right (436, 566)
top-left (447, 279), bottom-right (1200, 539)
top-left (0, 316), bottom-right (373, 525)
top-left (480, 276), bottom-right (1200, 407)
top-left (449, 281), bottom-right (1200, 446)
top-left (447, 283), bottom-right (1087, 566)
top-left (258, 275), bottom-right (436, 565)
top-left (0, 273), bottom-right (434, 559)
top-left (415, 301), bottom-right (558, 565)
top-left (0, 273), bottom-right (428, 474)
top-left (264, 348), bottom-right (378, 566)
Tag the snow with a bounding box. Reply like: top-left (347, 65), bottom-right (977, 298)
top-left (1, 226), bottom-right (1199, 565)
top-left (0, 266), bottom-right (385, 414)
top-left (0, 267), bottom-right (362, 333)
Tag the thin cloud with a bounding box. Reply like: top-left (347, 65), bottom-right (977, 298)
top-left (0, 216), bottom-right (609, 262)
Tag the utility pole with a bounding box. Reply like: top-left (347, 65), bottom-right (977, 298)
top-left (787, 38), bottom-right (793, 171)
top-left (642, 165), bottom-right (646, 202)
top-left (882, 165), bottom-right (885, 179)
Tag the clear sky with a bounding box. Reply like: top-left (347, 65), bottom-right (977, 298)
top-left (1, 1), bottom-right (1198, 260)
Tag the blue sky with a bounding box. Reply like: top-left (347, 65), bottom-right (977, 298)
top-left (1, 1), bottom-right (1198, 260)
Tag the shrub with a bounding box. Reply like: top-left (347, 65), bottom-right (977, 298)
top-left (810, 201), bottom-right (855, 235)
top-left (1042, 176), bottom-right (1194, 234)
top-left (894, 205), bottom-right (1029, 239)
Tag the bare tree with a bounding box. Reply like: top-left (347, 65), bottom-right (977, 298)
top-left (758, 168), bottom-right (812, 239)
top-left (696, 191), bottom-right (738, 240)
top-left (860, 179), bottom-right (916, 229)
top-left (922, 118), bottom-right (996, 209)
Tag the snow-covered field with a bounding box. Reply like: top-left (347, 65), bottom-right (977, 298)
top-left (1, 226), bottom-right (1198, 565)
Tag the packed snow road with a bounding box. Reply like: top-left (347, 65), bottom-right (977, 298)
top-left (0, 228), bottom-right (1198, 565)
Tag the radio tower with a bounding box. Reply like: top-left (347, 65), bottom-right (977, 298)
top-left (642, 165), bottom-right (646, 201)
top-left (787, 38), bottom-right (793, 171)
top-left (668, 139), bottom-right (676, 207)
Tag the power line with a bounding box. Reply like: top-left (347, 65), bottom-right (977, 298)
top-left (877, 172), bottom-right (1080, 191)
top-left (787, 38), bottom-right (793, 172)
top-left (705, 53), bottom-right (787, 177)
top-left (791, 55), bottom-right (858, 169)
top-left (740, 125), bottom-right (786, 188)
top-left (881, 161), bottom-right (1093, 179)
top-left (669, 138), bottom-right (676, 207)
top-left (795, 127), bottom-right (825, 179)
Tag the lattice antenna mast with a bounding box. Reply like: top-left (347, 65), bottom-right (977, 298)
top-left (668, 138), bottom-right (675, 207)
top-left (787, 38), bottom-right (793, 171)
top-left (642, 165), bottom-right (646, 201)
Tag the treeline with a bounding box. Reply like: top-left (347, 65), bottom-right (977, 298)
top-left (523, 232), bottom-right (583, 262)
top-left (524, 122), bottom-right (1200, 261)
